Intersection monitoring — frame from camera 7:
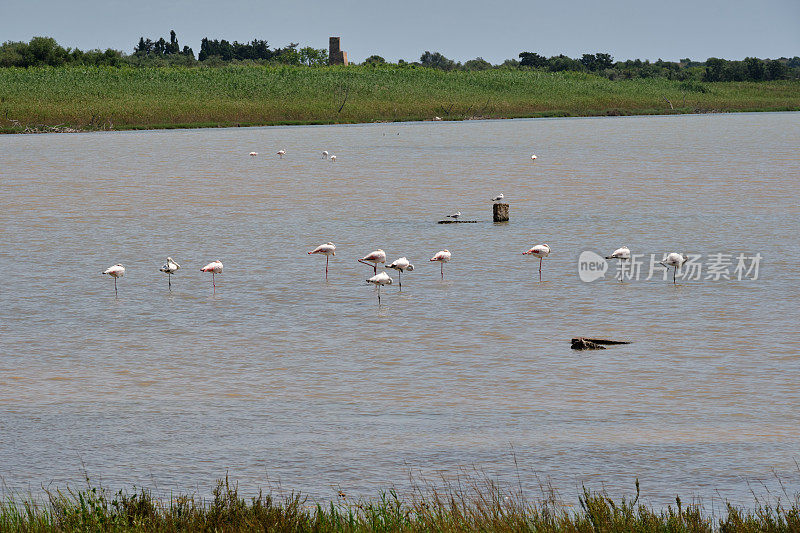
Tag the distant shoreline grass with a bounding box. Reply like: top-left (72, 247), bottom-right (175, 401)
top-left (2, 476), bottom-right (799, 532)
top-left (1, 65), bottom-right (799, 134)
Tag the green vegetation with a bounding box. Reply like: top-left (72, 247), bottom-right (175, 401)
top-left (2, 476), bottom-right (800, 532)
top-left (1, 64), bottom-right (798, 133)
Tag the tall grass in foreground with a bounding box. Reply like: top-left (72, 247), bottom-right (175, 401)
top-left (1, 65), bottom-right (799, 132)
top-left (2, 475), bottom-right (800, 532)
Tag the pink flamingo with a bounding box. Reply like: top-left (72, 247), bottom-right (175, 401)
top-left (430, 249), bottom-right (451, 279)
top-left (102, 264), bottom-right (125, 296)
top-left (358, 249), bottom-right (386, 274)
top-left (200, 260), bottom-right (223, 291)
top-left (523, 244), bottom-right (550, 281)
top-left (308, 242), bottom-right (336, 280)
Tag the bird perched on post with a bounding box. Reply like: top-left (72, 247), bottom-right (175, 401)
top-left (491, 193), bottom-right (504, 202)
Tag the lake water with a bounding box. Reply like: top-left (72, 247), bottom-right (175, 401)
top-left (1, 112), bottom-right (799, 508)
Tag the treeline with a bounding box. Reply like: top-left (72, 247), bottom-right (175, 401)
top-left (1, 32), bottom-right (799, 82)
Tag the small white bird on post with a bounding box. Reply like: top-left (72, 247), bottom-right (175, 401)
top-left (387, 257), bottom-right (414, 290)
top-left (358, 249), bottom-right (386, 274)
top-left (277, 149), bottom-right (286, 159)
top-left (200, 260), bottom-right (223, 291)
top-left (102, 264), bottom-right (125, 296)
top-left (308, 242), bottom-right (336, 280)
top-left (523, 244), bottom-right (551, 282)
top-left (491, 193), bottom-right (504, 202)
top-left (367, 271), bottom-right (393, 305)
top-left (159, 257), bottom-right (181, 290)
top-left (606, 246), bottom-right (630, 282)
top-left (430, 249), bottom-right (451, 280)
top-left (659, 252), bottom-right (688, 284)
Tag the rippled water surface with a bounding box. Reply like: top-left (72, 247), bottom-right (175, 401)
top-left (1, 113), bottom-right (799, 506)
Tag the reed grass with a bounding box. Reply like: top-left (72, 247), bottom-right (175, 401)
top-left (1, 65), bottom-right (798, 132)
top-left (2, 474), bottom-right (800, 532)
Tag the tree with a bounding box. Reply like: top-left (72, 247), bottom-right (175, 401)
top-left (703, 57), bottom-right (726, 81)
top-left (463, 57), bottom-right (492, 70)
top-left (744, 57), bottom-right (765, 81)
top-left (518, 52), bottom-right (547, 68)
top-left (420, 51), bottom-right (456, 70)
top-left (363, 54), bottom-right (386, 65)
top-left (765, 59), bottom-right (787, 80)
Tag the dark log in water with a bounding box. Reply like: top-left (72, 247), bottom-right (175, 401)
top-left (437, 220), bottom-right (479, 224)
top-left (571, 337), bottom-right (631, 350)
top-left (493, 203), bottom-right (509, 222)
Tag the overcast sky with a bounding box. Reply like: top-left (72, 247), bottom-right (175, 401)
top-left (2, 0), bottom-right (798, 63)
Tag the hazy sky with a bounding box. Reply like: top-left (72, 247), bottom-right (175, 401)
top-left (2, 0), bottom-right (798, 63)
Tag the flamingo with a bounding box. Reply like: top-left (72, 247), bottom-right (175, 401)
top-left (523, 244), bottom-right (551, 282)
top-left (430, 249), bottom-right (451, 280)
top-left (367, 271), bottom-right (393, 304)
top-left (102, 264), bottom-right (125, 296)
top-left (446, 211), bottom-right (461, 220)
top-left (491, 193), bottom-right (504, 202)
top-left (606, 246), bottom-right (631, 282)
top-left (308, 242), bottom-right (336, 280)
top-left (659, 252), bottom-right (688, 284)
top-left (201, 260), bottom-right (223, 291)
top-left (330, 155), bottom-right (336, 162)
top-left (249, 152), bottom-right (258, 156)
top-left (159, 256), bottom-right (181, 290)
top-left (322, 150), bottom-right (329, 159)
top-left (277, 149), bottom-right (286, 159)
top-left (358, 249), bottom-right (386, 274)
top-left (387, 257), bottom-right (414, 290)
top-left (530, 154), bottom-right (537, 160)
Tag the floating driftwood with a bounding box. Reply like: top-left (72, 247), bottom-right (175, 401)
top-left (437, 220), bottom-right (479, 224)
top-left (571, 337), bottom-right (632, 350)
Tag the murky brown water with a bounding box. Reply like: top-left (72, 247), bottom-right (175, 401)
top-left (1, 113), bottom-right (799, 506)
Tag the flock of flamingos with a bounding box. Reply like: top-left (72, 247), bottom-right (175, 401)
top-left (100, 150), bottom-right (690, 301)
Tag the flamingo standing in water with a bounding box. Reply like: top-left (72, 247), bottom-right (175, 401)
top-left (430, 249), bottom-right (451, 280)
top-left (523, 244), bottom-right (551, 281)
top-left (367, 271), bottom-right (393, 305)
top-left (387, 257), bottom-right (414, 290)
top-left (530, 154), bottom-right (537, 160)
top-left (358, 249), bottom-right (386, 274)
top-left (330, 155), bottom-right (337, 162)
top-left (322, 150), bottom-right (329, 159)
top-left (659, 252), bottom-right (688, 284)
top-left (159, 256), bottom-right (181, 290)
top-left (201, 260), bottom-right (223, 291)
top-left (249, 152), bottom-right (258, 156)
top-left (606, 246), bottom-right (631, 282)
top-left (308, 242), bottom-right (336, 280)
top-left (102, 264), bottom-right (125, 296)
top-left (277, 149), bottom-right (286, 159)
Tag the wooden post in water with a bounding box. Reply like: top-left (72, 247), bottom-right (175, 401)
top-left (493, 203), bottom-right (509, 222)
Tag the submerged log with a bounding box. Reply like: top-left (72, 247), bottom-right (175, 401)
top-left (493, 203), bottom-right (509, 222)
top-left (570, 337), bottom-right (631, 350)
top-left (437, 220), bottom-right (479, 224)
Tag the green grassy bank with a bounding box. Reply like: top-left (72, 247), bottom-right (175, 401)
top-left (1, 65), bottom-right (799, 133)
top-left (2, 477), bottom-right (799, 532)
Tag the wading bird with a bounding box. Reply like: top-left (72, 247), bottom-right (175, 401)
top-left (430, 249), bottom-right (451, 280)
top-left (492, 193), bottom-right (504, 202)
top-left (387, 257), bottom-right (414, 290)
top-left (523, 244), bottom-right (551, 282)
top-left (277, 149), bottom-right (286, 159)
top-left (201, 260), bottom-right (223, 291)
top-left (367, 271), bottom-right (393, 304)
top-left (322, 150), bottom-right (329, 159)
top-left (606, 246), bottom-right (630, 282)
top-left (659, 252), bottom-right (688, 284)
top-left (358, 249), bottom-right (386, 274)
top-left (159, 257), bottom-right (181, 290)
top-left (308, 242), bottom-right (336, 280)
top-left (446, 211), bottom-right (461, 220)
top-left (531, 154), bottom-right (537, 160)
top-left (330, 155), bottom-right (336, 162)
top-left (249, 152), bottom-right (258, 156)
top-left (102, 264), bottom-right (125, 296)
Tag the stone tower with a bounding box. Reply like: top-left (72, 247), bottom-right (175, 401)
top-left (329, 37), bottom-right (348, 66)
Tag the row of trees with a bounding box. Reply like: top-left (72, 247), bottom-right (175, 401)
top-left (1, 33), bottom-right (799, 82)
